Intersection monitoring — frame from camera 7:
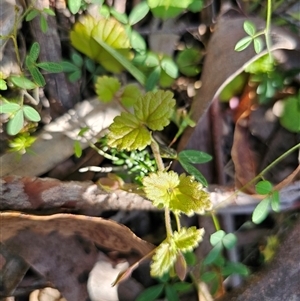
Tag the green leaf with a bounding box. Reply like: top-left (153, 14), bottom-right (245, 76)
top-left (178, 150), bottom-right (212, 164)
top-left (178, 160), bottom-right (208, 187)
top-left (10, 76), bottom-right (37, 90)
top-left (43, 8), bottom-right (56, 16)
top-left (136, 284), bottom-right (164, 301)
top-left (271, 190), bottom-right (280, 212)
top-left (201, 271), bottom-right (218, 282)
top-left (0, 103), bottom-right (21, 114)
top-left (71, 52), bottom-right (84, 67)
top-left (129, 1), bottom-right (149, 25)
top-left (173, 227), bottom-right (204, 252)
top-left (222, 262), bottom-right (249, 277)
top-left (120, 84), bottom-right (141, 107)
top-left (28, 66), bottom-right (46, 87)
top-left (130, 30), bottom-right (147, 53)
top-left (84, 58), bottom-right (96, 73)
top-left (188, 0), bottom-right (203, 12)
top-left (7, 109), bottom-right (24, 135)
top-left (148, 0), bottom-right (194, 19)
top-left (68, 70), bottom-right (82, 82)
top-left (40, 14), bottom-right (48, 33)
top-left (110, 7), bottom-right (129, 24)
top-left (60, 61), bottom-right (80, 72)
top-left (203, 242), bottom-right (223, 265)
top-left (23, 106), bottom-right (41, 122)
top-left (68, 0), bottom-right (82, 14)
top-left (252, 197), bottom-right (270, 224)
top-left (243, 20), bottom-right (256, 36)
top-left (95, 76), bottom-right (121, 102)
top-left (29, 42), bottom-right (40, 62)
top-left (210, 230), bottom-right (226, 246)
top-left (108, 112), bottom-right (151, 151)
top-left (36, 62), bottom-right (63, 73)
top-left (165, 285), bottom-right (180, 301)
top-left (234, 36), bottom-right (253, 52)
top-left (280, 94), bottom-right (300, 133)
top-left (253, 37), bottom-right (264, 53)
top-left (0, 79), bottom-right (7, 90)
top-left (222, 233), bottom-right (237, 250)
top-left (172, 282), bottom-right (193, 292)
top-left (183, 251), bottom-right (196, 266)
top-left (143, 171), bottom-right (211, 215)
top-left (255, 180), bottom-right (273, 195)
top-left (26, 9), bottom-right (39, 22)
top-left (176, 48), bottom-right (202, 77)
top-left (146, 66), bottom-right (161, 91)
top-left (161, 57), bottom-right (178, 79)
top-left (91, 18), bottom-right (132, 73)
top-left (74, 140), bottom-right (82, 158)
top-left (134, 90), bottom-right (175, 130)
top-left (150, 241), bottom-right (177, 277)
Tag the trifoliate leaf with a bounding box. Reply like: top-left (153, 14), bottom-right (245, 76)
top-left (210, 230), bottom-right (226, 246)
top-left (95, 76), bottom-right (121, 102)
top-left (173, 227), bottom-right (204, 252)
top-left (243, 20), bottom-right (256, 36)
top-left (143, 171), bottom-right (211, 215)
top-left (107, 112), bottom-right (151, 151)
top-left (120, 84), bottom-right (141, 107)
top-left (134, 90), bottom-right (175, 131)
top-left (150, 240), bottom-right (177, 277)
top-left (222, 233), bottom-right (237, 249)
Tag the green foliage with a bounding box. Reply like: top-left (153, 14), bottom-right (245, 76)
top-left (8, 133), bottom-right (37, 154)
top-left (279, 92), bottom-right (300, 133)
top-left (148, 0), bottom-right (203, 19)
top-left (235, 21), bottom-right (264, 54)
top-left (176, 48), bottom-right (202, 77)
top-left (252, 180), bottom-right (281, 224)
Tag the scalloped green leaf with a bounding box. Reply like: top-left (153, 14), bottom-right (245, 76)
top-left (95, 76), bottom-right (121, 102)
top-left (143, 171), bottom-right (211, 215)
top-left (23, 105), bottom-right (41, 122)
top-left (10, 76), bottom-right (37, 90)
top-left (7, 109), bottom-right (24, 135)
top-left (107, 112), bottom-right (151, 151)
top-left (252, 197), bottom-right (270, 224)
top-left (150, 240), bottom-right (177, 277)
top-left (91, 18), bottom-right (132, 73)
top-left (29, 42), bottom-right (40, 62)
top-left (255, 180), bottom-right (273, 195)
top-left (173, 227), bottom-right (204, 252)
top-left (120, 84), bottom-right (141, 107)
top-left (134, 90), bottom-right (175, 131)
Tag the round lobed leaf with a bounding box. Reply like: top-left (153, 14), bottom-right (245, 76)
top-left (222, 233), bottom-right (237, 249)
top-left (173, 227), bottom-right (204, 252)
top-left (210, 230), bottom-right (226, 246)
top-left (95, 76), bottom-right (121, 102)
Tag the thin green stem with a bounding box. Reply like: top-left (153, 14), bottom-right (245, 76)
top-left (264, 0), bottom-right (273, 61)
top-left (211, 213), bottom-right (221, 231)
top-left (174, 213), bottom-right (181, 231)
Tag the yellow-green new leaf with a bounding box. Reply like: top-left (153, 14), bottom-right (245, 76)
top-left (91, 18), bottom-right (132, 73)
top-left (150, 240), bottom-right (177, 277)
top-left (173, 227), bottom-right (204, 252)
top-left (143, 171), bottom-right (212, 215)
top-left (108, 112), bottom-right (151, 151)
top-left (95, 76), bottom-right (121, 102)
top-left (134, 90), bottom-right (175, 131)
top-left (70, 16), bottom-right (101, 60)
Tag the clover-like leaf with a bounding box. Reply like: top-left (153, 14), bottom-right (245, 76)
top-left (95, 76), bottom-right (121, 102)
top-left (143, 171), bottom-right (211, 215)
top-left (23, 105), bottom-right (41, 122)
top-left (134, 90), bottom-right (175, 131)
top-left (243, 20), bottom-right (256, 36)
top-left (173, 227), bottom-right (204, 252)
top-left (150, 240), bottom-right (177, 277)
top-left (107, 112), bottom-right (151, 151)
